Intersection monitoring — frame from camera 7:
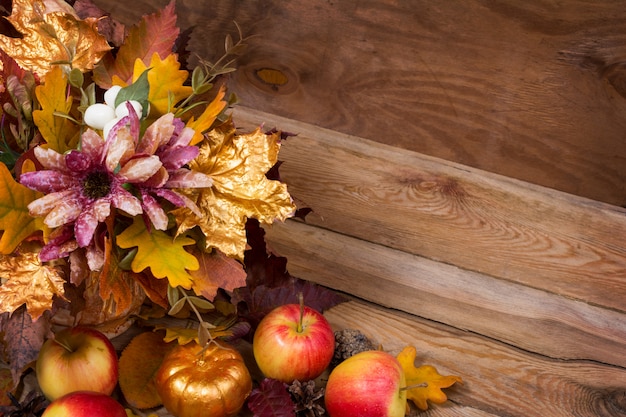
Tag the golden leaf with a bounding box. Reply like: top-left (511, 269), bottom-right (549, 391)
top-left (0, 0), bottom-right (111, 76)
top-left (397, 346), bottom-right (463, 411)
top-left (172, 120), bottom-right (296, 259)
top-left (0, 244), bottom-right (66, 321)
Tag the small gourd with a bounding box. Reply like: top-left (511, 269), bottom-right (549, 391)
top-left (155, 340), bottom-right (252, 417)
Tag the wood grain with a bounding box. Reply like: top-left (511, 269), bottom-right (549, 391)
top-left (262, 219), bottom-right (626, 368)
top-left (93, 0), bottom-right (626, 206)
top-left (325, 300), bottom-right (626, 417)
top-left (234, 106), bottom-right (626, 313)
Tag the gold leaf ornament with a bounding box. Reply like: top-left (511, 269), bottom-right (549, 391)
top-left (0, 0), bottom-right (111, 76)
top-left (0, 244), bottom-right (66, 321)
top-left (173, 120), bottom-right (296, 259)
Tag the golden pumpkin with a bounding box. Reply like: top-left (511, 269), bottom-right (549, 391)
top-left (155, 340), bottom-right (252, 417)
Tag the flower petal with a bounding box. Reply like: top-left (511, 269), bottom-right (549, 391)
top-left (136, 113), bottom-right (176, 155)
top-left (33, 146), bottom-right (66, 171)
top-left (117, 155), bottom-right (163, 182)
top-left (140, 191), bottom-right (168, 230)
top-left (158, 145), bottom-right (199, 170)
top-left (27, 189), bottom-right (76, 216)
top-left (110, 186), bottom-right (143, 216)
top-left (105, 127), bottom-right (135, 172)
top-left (166, 168), bottom-right (213, 188)
top-left (80, 129), bottom-right (106, 162)
top-left (74, 199), bottom-right (111, 247)
top-left (20, 170), bottom-right (79, 193)
top-left (43, 196), bottom-right (83, 228)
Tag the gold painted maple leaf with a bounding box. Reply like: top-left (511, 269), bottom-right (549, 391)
top-left (0, 243), bottom-right (66, 321)
top-left (0, 0), bottom-right (111, 76)
top-left (172, 119), bottom-right (296, 260)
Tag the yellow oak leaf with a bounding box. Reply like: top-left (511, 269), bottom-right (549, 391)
top-left (32, 66), bottom-right (80, 153)
top-left (0, 162), bottom-right (45, 255)
top-left (172, 119), bottom-right (296, 259)
top-left (130, 53), bottom-right (194, 117)
top-left (0, 0), bottom-right (111, 77)
top-left (115, 216), bottom-right (199, 289)
top-left (0, 244), bottom-right (66, 321)
top-left (397, 346), bottom-right (463, 411)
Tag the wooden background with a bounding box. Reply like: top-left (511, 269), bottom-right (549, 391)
top-left (92, 2), bottom-right (626, 416)
top-left (94, 0), bottom-right (626, 207)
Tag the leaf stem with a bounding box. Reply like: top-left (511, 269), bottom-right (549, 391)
top-left (400, 382), bottom-right (428, 391)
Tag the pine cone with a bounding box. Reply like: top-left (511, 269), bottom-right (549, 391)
top-left (288, 380), bottom-right (326, 417)
top-left (331, 328), bottom-right (376, 367)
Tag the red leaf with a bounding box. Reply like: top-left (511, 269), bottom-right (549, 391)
top-left (234, 220), bottom-right (346, 332)
top-left (248, 378), bottom-right (296, 417)
top-left (93, 0), bottom-right (179, 87)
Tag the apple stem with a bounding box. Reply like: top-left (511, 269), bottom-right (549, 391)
top-left (297, 292), bottom-right (304, 333)
top-left (400, 382), bottom-right (428, 391)
top-left (53, 337), bottom-right (74, 353)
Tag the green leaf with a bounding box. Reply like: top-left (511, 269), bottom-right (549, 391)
top-left (115, 216), bottom-right (199, 289)
top-left (115, 68), bottom-right (151, 116)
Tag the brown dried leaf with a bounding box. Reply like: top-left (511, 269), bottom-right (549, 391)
top-left (1, 306), bottom-right (51, 387)
top-left (190, 248), bottom-right (246, 302)
top-left (118, 330), bottom-right (174, 409)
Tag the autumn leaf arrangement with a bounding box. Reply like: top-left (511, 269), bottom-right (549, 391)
top-left (0, 0), bottom-right (300, 392)
top-left (0, 1), bottom-right (464, 416)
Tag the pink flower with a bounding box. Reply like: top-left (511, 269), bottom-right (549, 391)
top-left (20, 105), bottom-right (212, 263)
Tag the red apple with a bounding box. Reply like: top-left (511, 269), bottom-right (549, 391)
top-left (325, 350), bottom-right (407, 417)
top-left (253, 301), bottom-right (335, 382)
top-left (36, 327), bottom-right (119, 401)
top-left (41, 391), bottom-right (127, 417)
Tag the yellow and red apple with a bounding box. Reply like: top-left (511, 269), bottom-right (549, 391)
top-left (41, 391), bottom-right (127, 417)
top-left (253, 303), bottom-right (335, 382)
top-left (325, 350), bottom-right (407, 417)
top-left (36, 327), bottom-right (119, 401)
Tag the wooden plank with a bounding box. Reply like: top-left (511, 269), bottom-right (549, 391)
top-left (325, 300), bottom-right (626, 417)
top-left (233, 106), bottom-right (626, 314)
top-left (263, 219), bottom-right (626, 368)
top-left (93, 0), bottom-right (626, 206)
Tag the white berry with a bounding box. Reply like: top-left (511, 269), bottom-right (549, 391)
top-left (104, 85), bottom-right (122, 108)
top-left (115, 100), bottom-right (143, 119)
top-left (84, 103), bottom-right (116, 130)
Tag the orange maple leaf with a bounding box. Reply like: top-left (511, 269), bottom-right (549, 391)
top-left (0, 162), bottom-right (44, 255)
top-left (397, 346), bottom-right (463, 411)
top-left (0, 244), bottom-right (66, 321)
